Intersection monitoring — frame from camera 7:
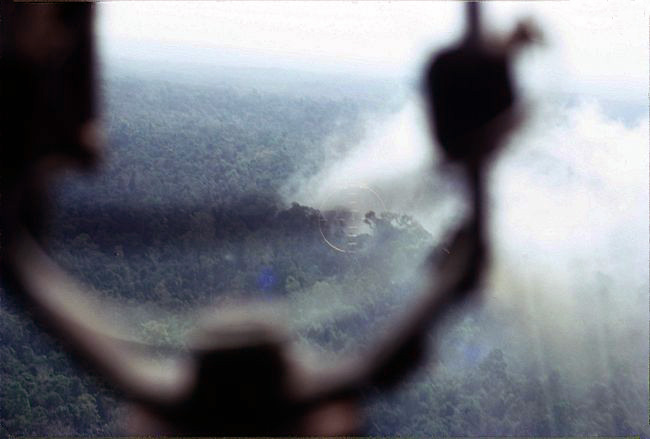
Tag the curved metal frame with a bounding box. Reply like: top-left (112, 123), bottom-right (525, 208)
top-left (0, 2), bottom-right (535, 435)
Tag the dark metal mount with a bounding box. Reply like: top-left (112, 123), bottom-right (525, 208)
top-left (0, 2), bottom-right (536, 435)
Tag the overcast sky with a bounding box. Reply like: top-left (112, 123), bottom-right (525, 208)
top-left (97, 1), bottom-right (648, 107)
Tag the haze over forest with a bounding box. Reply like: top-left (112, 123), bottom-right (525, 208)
top-left (1, 2), bottom-right (648, 438)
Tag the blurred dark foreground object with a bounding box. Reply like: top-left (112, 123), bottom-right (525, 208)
top-left (1, 2), bottom-right (102, 244)
top-left (0, 2), bottom-right (536, 436)
top-left (425, 3), bottom-right (537, 168)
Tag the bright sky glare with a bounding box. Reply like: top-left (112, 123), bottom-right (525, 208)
top-left (97, 1), bottom-right (648, 103)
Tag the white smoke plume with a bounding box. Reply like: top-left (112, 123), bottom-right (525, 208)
top-left (284, 93), bottom-right (648, 382)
